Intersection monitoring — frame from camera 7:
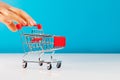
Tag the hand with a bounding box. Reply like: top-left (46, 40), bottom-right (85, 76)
top-left (0, 2), bottom-right (36, 32)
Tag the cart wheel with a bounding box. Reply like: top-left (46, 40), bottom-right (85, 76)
top-left (39, 62), bottom-right (43, 66)
top-left (39, 58), bottom-right (43, 66)
top-left (39, 60), bottom-right (44, 66)
top-left (22, 61), bottom-right (27, 68)
top-left (47, 63), bottom-right (52, 70)
top-left (56, 61), bottom-right (61, 68)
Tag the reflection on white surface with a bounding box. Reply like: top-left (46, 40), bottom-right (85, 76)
top-left (0, 54), bottom-right (120, 80)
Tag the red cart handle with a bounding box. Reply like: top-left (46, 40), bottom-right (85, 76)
top-left (16, 24), bottom-right (42, 30)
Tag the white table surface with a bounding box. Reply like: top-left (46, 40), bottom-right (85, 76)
top-left (0, 53), bottom-right (120, 80)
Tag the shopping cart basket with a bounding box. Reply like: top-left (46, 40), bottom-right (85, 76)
top-left (16, 24), bottom-right (66, 70)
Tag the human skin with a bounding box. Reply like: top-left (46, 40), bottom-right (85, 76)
top-left (0, 2), bottom-right (36, 32)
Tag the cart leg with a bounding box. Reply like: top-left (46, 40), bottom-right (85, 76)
top-left (50, 51), bottom-right (55, 61)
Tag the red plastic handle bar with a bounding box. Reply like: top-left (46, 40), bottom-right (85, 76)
top-left (16, 24), bottom-right (42, 30)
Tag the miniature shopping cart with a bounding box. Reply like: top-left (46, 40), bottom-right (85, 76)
top-left (16, 24), bottom-right (66, 70)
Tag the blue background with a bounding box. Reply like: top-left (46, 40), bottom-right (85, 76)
top-left (0, 0), bottom-right (120, 53)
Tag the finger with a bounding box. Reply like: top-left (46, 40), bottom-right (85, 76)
top-left (8, 7), bottom-right (36, 26)
top-left (0, 8), bottom-right (27, 25)
top-left (0, 2), bottom-right (11, 8)
top-left (0, 14), bottom-right (17, 32)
